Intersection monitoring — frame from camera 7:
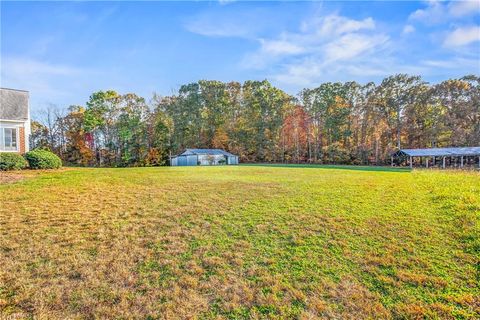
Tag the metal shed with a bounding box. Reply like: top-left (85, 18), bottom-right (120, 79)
top-left (170, 149), bottom-right (239, 166)
top-left (392, 147), bottom-right (480, 168)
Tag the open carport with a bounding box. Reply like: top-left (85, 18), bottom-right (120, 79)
top-left (392, 147), bottom-right (480, 168)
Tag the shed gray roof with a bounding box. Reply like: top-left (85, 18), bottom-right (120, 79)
top-left (0, 88), bottom-right (29, 121)
top-left (178, 149), bottom-right (237, 157)
top-left (395, 147), bottom-right (480, 157)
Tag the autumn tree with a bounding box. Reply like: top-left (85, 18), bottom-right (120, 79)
top-left (281, 106), bottom-right (311, 163)
top-left (62, 106), bottom-right (94, 165)
top-left (30, 121), bottom-right (49, 150)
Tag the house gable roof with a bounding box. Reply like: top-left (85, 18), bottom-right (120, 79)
top-left (0, 88), bottom-right (29, 121)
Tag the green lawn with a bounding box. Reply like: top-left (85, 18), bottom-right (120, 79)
top-left (0, 166), bottom-right (479, 319)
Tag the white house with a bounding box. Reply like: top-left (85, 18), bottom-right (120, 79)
top-left (0, 88), bottom-right (31, 154)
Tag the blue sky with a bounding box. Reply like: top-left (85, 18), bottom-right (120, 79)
top-left (1, 1), bottom-right (479, 114)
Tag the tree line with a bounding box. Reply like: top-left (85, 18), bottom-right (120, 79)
top-left (31, 74), bottom-right (479, 166)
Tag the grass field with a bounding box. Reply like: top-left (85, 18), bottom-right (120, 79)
top-left (1, 165), bottom-right (479, 319)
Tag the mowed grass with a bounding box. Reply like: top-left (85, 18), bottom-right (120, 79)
top-left (0, 166), bottom-right (479, 319)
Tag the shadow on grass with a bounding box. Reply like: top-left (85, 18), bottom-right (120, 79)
top-left (240, 163), bottom-right (411, 173)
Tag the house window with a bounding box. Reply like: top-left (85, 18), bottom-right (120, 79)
top-left (0, 127), bottom-right (18, 151)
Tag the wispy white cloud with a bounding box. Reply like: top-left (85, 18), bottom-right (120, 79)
top-left (302, 15), bottom-right (375, 36)
top-left (185, 19), bottom-right (250, 37)
top-left (273, 59), bottom-right (323, 86)
top-left (449, 0), bottom-right (480, 17)
top-left (409, 0), bottom-right (446, 23)
top-left (408, 1), bottom-right (479, 53)
top-left (259, 38), bottom-right (306, 56)
top-left (410, 0), bottom-right (479, 24)
top-left (323, 33), bottom-right (388, 62)
top-left (271, 56), bottom-right (430, 86)
top-left (240, 14), bottom-right (390, 86)
top-left (3, 57), bottom-right (81, 77)
top-left (443, 25), bottom-right (480, 46)
top-left (402, 25), bottom-right (415, 35)
top-left (422, 56), bottom-right (480, 68)
top-left (0, 57), bottom-right (91, 107)
top-left (184, 10), bottom-right (262, 38)
top-left (241, 4), bottom-right (478, 90)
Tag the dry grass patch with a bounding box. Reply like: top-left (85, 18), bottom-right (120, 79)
top-left (0, 171), bottom-right (25, 184)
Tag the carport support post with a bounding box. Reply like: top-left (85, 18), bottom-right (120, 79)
top-left (478, 156), bottom-right (480, 169)
top-left (391, 155), bottom-right (394, 167)
top-left (460, 156), bottom-right (464, 168)
top-left (409, 156), bottom-right (413, 169)
top-left (442, 156), bottom-right (446, 169)
top-left (426, 157), bottom-right (429, 168)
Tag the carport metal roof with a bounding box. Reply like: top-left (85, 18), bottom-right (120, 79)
top-left (393, 147), bottom-right (480, 157)
top-left (176, 149), bottom-right (237, 157)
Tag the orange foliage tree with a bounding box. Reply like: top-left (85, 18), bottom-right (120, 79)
top-left (281, 106), bottom-right (312, 163)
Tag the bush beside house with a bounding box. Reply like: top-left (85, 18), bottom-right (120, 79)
top-left (0, 153), bottom-right (28, 171)
top-left (25, 150), bottom-right (62, 169)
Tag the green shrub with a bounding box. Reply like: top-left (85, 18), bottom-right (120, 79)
top-left (0, 153), bottom-right (28, 171)
top-left (25, 149), bottom-right (62, 169)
